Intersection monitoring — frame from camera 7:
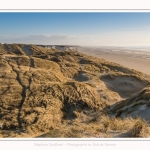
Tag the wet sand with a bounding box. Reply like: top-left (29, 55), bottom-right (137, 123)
top-left (78, 47), bottom-right (150, 75)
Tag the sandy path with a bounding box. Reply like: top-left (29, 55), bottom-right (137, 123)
top-left (22, 45), bottom-right (33, 56)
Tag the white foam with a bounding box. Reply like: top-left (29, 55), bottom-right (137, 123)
top-left (125, 51), bottom-right (132, 53)
top-left (112, 50), bottom-right (119, 51)
top-left (134, 52), bottom-right (144, 54)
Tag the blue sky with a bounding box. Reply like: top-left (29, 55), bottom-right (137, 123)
top-left (1, 12), bottom-right (150, 46)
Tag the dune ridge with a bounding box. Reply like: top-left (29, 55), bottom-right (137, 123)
top-left (0, 43), bottom-right (150, 138)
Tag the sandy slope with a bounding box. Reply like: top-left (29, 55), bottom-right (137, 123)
top-left (101, 76), bottom-right (147, 98)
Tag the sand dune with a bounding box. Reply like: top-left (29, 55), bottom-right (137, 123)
top-left (108, 86), bottom-right (150, 121)
top-left (0, 44), bottom-right (150, 138)
top-left (101, 75), bottom-right (148, 98)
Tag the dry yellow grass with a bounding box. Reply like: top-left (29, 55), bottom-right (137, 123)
top-left (130, 118), bottom-right (149, 137)
top-left (37, 115), bottom-right (148, 138)
top-left (0, 43), bottom-right (150, 138)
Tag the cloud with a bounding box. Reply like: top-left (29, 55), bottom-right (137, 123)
top-left (0, 34), bottom-right (78, 45)
top-left (1, 29), bottom-right (150, 46)
top-left (27, 34), bottom-right (77, 40)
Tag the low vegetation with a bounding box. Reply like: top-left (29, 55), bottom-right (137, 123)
top-left (0, 43), bottom-right (150, 138)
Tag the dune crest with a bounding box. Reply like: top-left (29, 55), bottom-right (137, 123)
top-left (0, 43), bottom-right (150, 138)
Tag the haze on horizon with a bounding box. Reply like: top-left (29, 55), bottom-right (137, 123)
top-left (1, 12), bottom-right (150, 47)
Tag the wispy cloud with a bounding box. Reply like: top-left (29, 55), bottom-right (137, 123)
top-left (0, 34), bottom-right (78, 45)
top-left (27, 34), bottom-right (78, 40)
top-left (1, 29), bottom-right (150, 46)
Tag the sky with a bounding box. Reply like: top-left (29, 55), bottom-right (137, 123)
top-left (1, 12), bottom-right (150, 47)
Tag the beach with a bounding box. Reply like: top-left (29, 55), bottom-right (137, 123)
top-left (78, 47), bottom-right (150, 76)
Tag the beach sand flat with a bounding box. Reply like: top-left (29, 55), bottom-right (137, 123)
top-left (78, 47), bottom-right (150, 75)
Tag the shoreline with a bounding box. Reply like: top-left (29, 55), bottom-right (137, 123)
top-left (78, 47), bottom-right (150, 76)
